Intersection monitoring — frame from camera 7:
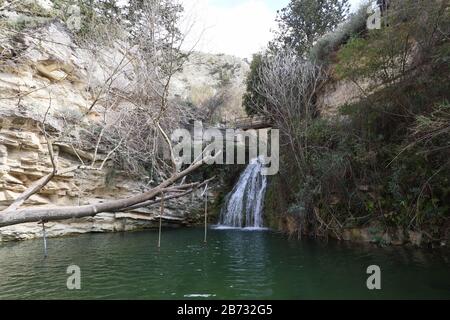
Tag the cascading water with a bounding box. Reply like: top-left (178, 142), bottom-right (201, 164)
top-left (218, 157), bottom-right (268, 229)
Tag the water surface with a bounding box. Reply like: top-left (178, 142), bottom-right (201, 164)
top-left (0, 228), bottom-right (449, 299)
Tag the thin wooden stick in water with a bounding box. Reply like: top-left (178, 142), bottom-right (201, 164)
top-left (204, 184), bottom-right (208, 244)
top-left (41, 221), bottom-right (48, 258)
top-left (158, 192), bottom-right (164, 248)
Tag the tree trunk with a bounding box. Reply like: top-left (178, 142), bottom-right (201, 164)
top-left (0, 161), bottom-right (204, 228)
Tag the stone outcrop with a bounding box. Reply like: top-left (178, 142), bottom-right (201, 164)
top-left (171, 52), bottom-right (249, 122)
top-left (316, 78), bottom-right (376, 118)
top-left (0, 112), bottom-right (206, 241)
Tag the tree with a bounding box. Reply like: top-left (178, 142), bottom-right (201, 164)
top-left (271, 0), bottom-right (350, 56)
top-left (245, 0), bottom-right (349, 115)
top-left (242, 53), bottom-right (271, 115)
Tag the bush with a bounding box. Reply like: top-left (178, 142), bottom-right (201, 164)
top-left (335, 0), bottom-right (450, 84)
top-left (271, 0), bottom-right (350, 56)
top-left (310, 3), bottom-right (369, 64)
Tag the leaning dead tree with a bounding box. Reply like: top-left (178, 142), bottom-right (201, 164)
top-left (0, 0), bottom-right (210, 228)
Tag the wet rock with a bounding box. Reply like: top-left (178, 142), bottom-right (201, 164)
top-left (408, 231), bottom-right (423, 247)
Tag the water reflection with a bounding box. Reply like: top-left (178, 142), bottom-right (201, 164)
top-left (217, 229), bottom-right (274, 298)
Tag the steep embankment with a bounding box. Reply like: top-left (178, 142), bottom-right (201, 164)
top-left (264, 3), bottom-right (450, 247)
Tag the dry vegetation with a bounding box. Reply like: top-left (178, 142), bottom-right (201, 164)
top-left (0, 0), bottom-right (215, 227)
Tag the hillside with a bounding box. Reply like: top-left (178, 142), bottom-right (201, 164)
top-left (260, 1), bottom-right (450, 246)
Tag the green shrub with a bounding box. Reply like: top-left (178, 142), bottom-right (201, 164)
top-left (310, 4), bottom-right (369, 64)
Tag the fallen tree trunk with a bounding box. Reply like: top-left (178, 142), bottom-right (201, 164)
top-left (119, 176), bottom-right (215, 212)
top-left (120, 189), bottom-right (194, 212)
top-left (0, 160), bottom-right (205, 228)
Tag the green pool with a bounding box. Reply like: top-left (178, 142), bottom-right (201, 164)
top-left (0, 227), bottom-right (449, 299)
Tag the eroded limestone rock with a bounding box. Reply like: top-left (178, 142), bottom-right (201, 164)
top-left (0, 21), bottom-right (207, 242)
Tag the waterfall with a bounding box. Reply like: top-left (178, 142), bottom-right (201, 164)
top-left (218, 157), bottom-right (268, 229)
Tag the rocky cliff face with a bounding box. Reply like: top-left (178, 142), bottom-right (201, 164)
top-left (0, 14), bottom-right (240, 241)
top-left (0, 112), bottom-right (203, 241)
top-left (316, 79), bottom-right (366, 117)
top-left (171, 52), bottom-right (249, 122)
